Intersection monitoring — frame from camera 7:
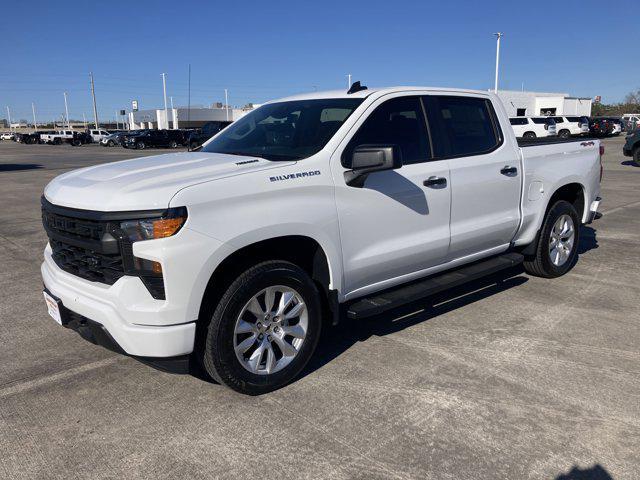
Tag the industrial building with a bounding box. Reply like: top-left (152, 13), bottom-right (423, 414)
top-left (127, 105), bottom-right (253, 130)
top-left (495, 90), bottom-right (592, 117)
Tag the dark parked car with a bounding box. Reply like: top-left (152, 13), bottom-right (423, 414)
top-left (187, 121), bottom-right (232, 149)
top-left (166, 129), bottom-right (192, 147)
top-left (124, 130), bottom-right (177, 149)
top-left (623, 130), bottom-right (640, 166)
top-left (15, 132), bottom-right (40, 144)
top-left (589, 118), bottom-right (614, 137)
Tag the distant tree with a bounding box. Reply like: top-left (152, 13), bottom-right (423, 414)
top-left (624, 88), bottom-right (640, 105)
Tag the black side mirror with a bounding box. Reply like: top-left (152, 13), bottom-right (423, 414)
top-left (344, 145), bottom-right (402, 187)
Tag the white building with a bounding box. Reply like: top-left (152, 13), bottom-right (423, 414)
top-left (495, 90), bottom-right (592, 117)
top-left (128, 106), bottom-right (249, 130)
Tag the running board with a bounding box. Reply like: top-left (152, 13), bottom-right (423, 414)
top-left (346, 252), bottom-right (524, 319)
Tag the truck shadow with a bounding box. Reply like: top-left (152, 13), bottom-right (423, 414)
top-left (578, 226), bottom-right (598, 255)
top-left (302, 266), bottom-right (529, 380)
top-left (0, 163), bottom-right (43, 172)
top-left (555, 464), bottom-right (613, 479)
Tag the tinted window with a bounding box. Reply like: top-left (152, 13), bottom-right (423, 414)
top-left (344, 96), bottom-right (430, 165)
top-left (424, 96), bottom-right (502, 158)
top-left (551, 117), bottom-right (564, 123)
top-left (203, 99), bottom-right (362, 160)
top-left (531, 117), bottom-right (555, 125)
top-left (565, 116), bottom-right (580, 122)
top-left (509, 118), bottom-right (528, 125)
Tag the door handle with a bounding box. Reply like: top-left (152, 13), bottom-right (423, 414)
top-left (500, 166), bottom-right (518, 176)
top-left (423, 176), bottom-right (447, 188)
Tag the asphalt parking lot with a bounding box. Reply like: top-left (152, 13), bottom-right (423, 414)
top-left (0, 138), bottom-right (638, 479)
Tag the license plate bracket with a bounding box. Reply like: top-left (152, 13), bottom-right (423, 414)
top-left (43, 289), bottom-right (66, 326)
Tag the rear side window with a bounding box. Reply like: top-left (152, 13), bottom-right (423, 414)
top-left (344, 96), bottom-right (430, 165)
top-left (509, 118), bottom-right (528, 125)
top-left (531, 117), bottom-right (555, 125)
top-left (552, 117), bottom-right (564, 124)
top-left (566, 116), bottom-right (580, 122)
top-left (424, 96), bottom-right (502, 158)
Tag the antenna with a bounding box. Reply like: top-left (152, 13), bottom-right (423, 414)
top-left (347, 81), bottom-right (368, 94)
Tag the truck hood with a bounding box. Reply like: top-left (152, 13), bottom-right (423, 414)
top-left (44, 152), bottom-right (293, 211)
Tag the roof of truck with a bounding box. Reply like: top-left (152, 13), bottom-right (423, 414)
top-left (271, 86), bottom-right (494, 103)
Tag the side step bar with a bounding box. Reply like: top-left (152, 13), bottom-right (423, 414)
top-left (346, 252), bottom-right (524, 319)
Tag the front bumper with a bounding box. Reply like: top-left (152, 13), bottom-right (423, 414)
top-left (42, 251), bottom-right (196, 358)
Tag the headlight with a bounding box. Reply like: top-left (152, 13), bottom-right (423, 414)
top-left (118, 207), bottom-right (187, 242)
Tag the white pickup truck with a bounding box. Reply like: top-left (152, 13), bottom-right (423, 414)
top-left (40, 130), bottom-right (76, 145)
top-left (41, 85), bottom-right (602, 394)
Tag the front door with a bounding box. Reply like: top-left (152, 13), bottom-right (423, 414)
top-left (332, 95), bottom-right (452, 300)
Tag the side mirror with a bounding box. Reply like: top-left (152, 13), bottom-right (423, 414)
top-left (344, 145), bottom-right (402, 187)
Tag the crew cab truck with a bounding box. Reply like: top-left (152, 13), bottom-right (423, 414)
top-left (41, 85), bottom-right (602, 395)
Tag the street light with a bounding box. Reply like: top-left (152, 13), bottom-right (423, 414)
top-left (493, 32), bottom-right (503, 93)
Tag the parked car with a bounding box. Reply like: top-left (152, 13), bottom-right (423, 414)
top-left (622, 129), bottom-right (640, 166)
top-left (124, 130), bottom-right (176, 149)
top-left (589, 118), bottom-right (614, 137)
top-left (550, 116), bottom-right (590, 138)
top-left (15, 132), bottom-right (40, 144)
top-left (1, 132), bottom-right (15, 140)
top-left (606, 118), bottom-right (623, 136)
top-left (187, 121), bottom-right (232, 149)
top-left (622, 114), bottom-right (640, 131)
top-left (41, 130), bottom-right (90, 146)
top-left (41, 86), bottom-right (603, 395)
top-left (166, 129), bottom-right (192, 147)
top-left (509, 116), bottom-right (557, 138)
top-left (100, 131), bottom-right (128, 147)
top-left (88, 129), bottom-right (111, 143)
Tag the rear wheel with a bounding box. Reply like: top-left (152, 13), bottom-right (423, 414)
top-left (137, 142), bottom-right (145, 149)
top-left (523, 200), bottom-right (580, 278)
top-left (107, 140), bottom-right (115, 147)
top-left (198, 261), bottom-right (322, 395)
top-left (170, 140), bottom-right (178, 148)
top-left (523, 131), bottom-right (536, 139)
top-left (558, 129), bottom-right (570, 139)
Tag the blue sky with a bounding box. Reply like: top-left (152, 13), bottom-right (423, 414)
top-left (2, 0), bottom-right (638, 122)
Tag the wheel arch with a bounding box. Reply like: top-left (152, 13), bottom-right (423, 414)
top-left (196, 235), bottom-right (338, 330)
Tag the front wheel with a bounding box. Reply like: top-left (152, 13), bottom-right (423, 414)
top-left (558, 129), bottom-right (570, 139)
top-left (523, 131), bottom-right (536, 139)
top-left (523, 200), bottom-right (580, 278)
top-left (198, 261), bottom-right (322, 395)
top-left (137, 142), bottom-right (145, 149)
top-left (107, 140), bottom-right (115, 147)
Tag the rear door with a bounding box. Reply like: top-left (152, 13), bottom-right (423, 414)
top-left (423, 94), bottom-right (521, 259)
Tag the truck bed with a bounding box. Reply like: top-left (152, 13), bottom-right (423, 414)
top-left (517, 136), bottom-right (597, 147)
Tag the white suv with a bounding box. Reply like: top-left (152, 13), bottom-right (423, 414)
top-left (551, 116), bottom-right (590, 138)
top-left (509, 117), bottom-right (557, 139)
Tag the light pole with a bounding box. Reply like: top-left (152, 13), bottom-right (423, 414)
top-left (493, 32), bottom-right (503, 93)
top-left (6, 106), bottom-right (11, 131)
top-left (89, 72), bottom-right (99, 129)
top-left (32, 102), bottom-right (37, 131)
top-left (63, 92), bottom-right (70, 128)
top-left (82, 113), bottom-right (87, 130)
top-left (224, 88), bottom-right (229, 121)
top-left (161, 73), bottom-right (168, 129)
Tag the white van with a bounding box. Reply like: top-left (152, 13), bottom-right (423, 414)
top-left (509, 117), bottom-right (557, 138)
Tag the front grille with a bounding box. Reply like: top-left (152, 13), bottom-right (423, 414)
top-left (42, 206), bottom-right (125, 285)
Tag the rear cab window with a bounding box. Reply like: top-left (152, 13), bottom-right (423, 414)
top-left (423, 95), bottom-right (503, 158)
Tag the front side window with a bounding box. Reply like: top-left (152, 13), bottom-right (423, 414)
top-left (424, 95), bottom-right (502, 158)
top-left (343, 96), bottom-right (430, 165)
top-left (202, 99), bottom-right (363, 161)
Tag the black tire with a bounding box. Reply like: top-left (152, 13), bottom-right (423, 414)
top-left (107, 140), bottom-right (115, 147)
top-left (198, 260), bottom-right (323, 395)
top-left (170, 141), bottom-right (178, 148)
top-left (137, 142), bottom-right (145, 150)
top-left (523, 200), bottom-right (580, 278)
top-left (190, 141), bottom-right (199, 150)
top-left (558, 129), bottom-right (570, 139)
top-left (633, 147), bottom-right (640, 167)
top-left (54, 138), bottom-right (61, 145)
top-left (523, 131), bottom-right (536, 139)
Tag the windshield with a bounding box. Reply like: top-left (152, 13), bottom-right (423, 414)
top-left (202, 98), bottom-right (364, 160)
